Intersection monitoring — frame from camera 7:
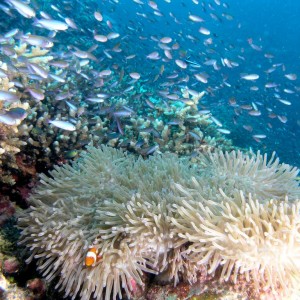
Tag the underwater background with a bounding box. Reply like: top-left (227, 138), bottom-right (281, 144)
top-left (0, 0), bottom-right (299, 168)
top-left (0, 0), bottom-right (300, 299)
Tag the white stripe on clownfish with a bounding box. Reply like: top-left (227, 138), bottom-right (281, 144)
top-left (85, 246), bottom-right (102, 267)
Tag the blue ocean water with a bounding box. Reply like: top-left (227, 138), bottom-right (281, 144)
top-left (97, 0), bottom-right (300, 165)
top-left (0, 0), bottom-right (299, 167)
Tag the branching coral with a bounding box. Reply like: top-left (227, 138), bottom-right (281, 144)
top-left (0, 31), bottom-right (237, 188)
top-left (0, 62), bottom-right (30, 184)
top-left (18, 147), bottom-right (300, 300)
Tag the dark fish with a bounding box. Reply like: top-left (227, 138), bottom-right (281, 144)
top-left (188, 131), bottom-right (202, 141)
top-left (116, 117), bottom-right (124, 135)
top-left (140, 145), bottom-right (159, 156)
top-left (6, 107), bottom-right (27, 120)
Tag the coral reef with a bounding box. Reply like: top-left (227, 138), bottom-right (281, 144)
top-left (0, 195), bottom-right (15, 225)
top-left (0, 1), bottom-right (298, 300)
top-left (0, 37), bottom-right (235, 187)
top-left (17, 146), bottom-right (300, 300)
top-left (0, 61), bottom-right (29, 185)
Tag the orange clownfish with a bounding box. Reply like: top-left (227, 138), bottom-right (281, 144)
top-left (85, 246), bottom-right (102, 267)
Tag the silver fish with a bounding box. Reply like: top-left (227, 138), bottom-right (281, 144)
top-left (49, 120), bottom-right (76, 131)
top-left (5, 0), bottom-right (35, 18)
top-left (0, 91), bottom-right (20, 103)
top-left (33, 18), bottom-right (68, 31)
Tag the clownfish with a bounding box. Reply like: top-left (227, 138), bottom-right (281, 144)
top-left (85, 246), bottom-right (102, 267)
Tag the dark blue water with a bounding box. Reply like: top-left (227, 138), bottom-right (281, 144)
top-left (98, 0), bottom-right (300, 166)
top-left (155, 0), bottom-right (299, 166)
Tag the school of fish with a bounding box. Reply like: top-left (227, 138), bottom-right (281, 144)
top-left (0, 0), bottom-right (299, 165)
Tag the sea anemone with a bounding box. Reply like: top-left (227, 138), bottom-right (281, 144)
top-left (18, 146), bottom-right (195, 300)
top-left (17, 146), bottom-right (300, 300)
top-left (170, 189), bottom-right (300, 297)
top-left (196, 150), bottom-right (299, 201)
